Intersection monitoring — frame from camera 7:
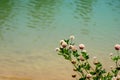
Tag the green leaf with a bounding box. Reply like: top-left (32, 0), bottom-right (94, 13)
top-left (112, 56), bottom-right (120, 62)
top-left (85, 63), bottom-right (91, 70)
top-left (77, 65), bottom-right (82, 72)
top-left (64, 39), bottom-right (69, 44)
top-left (63, 54), bottom-right (71, 60)
top-left (101, 69), bottom-right (106, 74)
top-left (95, 62), bottom-right (102, 68)
top-left (73, 51), bottom-right (79, 57)
top-left (81, 52), bottom-right (89, 60)
top-left (90, 71), bottom-right (96, 75)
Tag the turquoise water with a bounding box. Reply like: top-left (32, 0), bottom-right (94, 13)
top-left (0, 0), bottom-right (120, 80)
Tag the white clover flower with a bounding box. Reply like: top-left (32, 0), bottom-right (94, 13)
top-left (93, 56), bottom-right (97, 60)
top-left (68, 45), bottom-right (73, 49)
top-left (110, 66), bottom-right (113, 69)
top-left (110, 53), bottom-right (113, 57)
top-left (71, 60), bottom-right (76, 64)
top-left (60, 40), bottom-right (65, 45)
top-left (117, 74), bottom-right (120, 80)
top-left (112, 77), bottom-right (117, 80)
top-left (70, 35), bottom-right (75, 40)
top-left (93, 56), bottom-right (98, 65)
top-left (55, 48), bottom-right (60, 52)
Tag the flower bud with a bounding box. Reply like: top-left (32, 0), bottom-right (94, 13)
top-left (69, 45), bottom-right (73, 49)
top-left (117, 74), bottom-right (120, 80)
top-left (93, 57), bottom-right (98, 65)
top-left (73, 68), bottom-right (77, 71)
top-left (70, 35), bottom-right (75, 40)
top-left (110, 53), bottom-right (113, 57)
top-left (60, 40), bottom-right (65, 45)
top-left (86, 74), bottom-right (92, 79)
top-left (61, 42), bottom-right (67, 48)
top-left (93, 60), bottom-right (99, 65)
top-left (112, 77), bottom-right (117, 80)
top-left (55, 48), bottom-right (60, 52)
top-left (71, 60), bottom-right (76, 64)
top-left (93, 56), bottom-right (97, 60)
top-left (79, 55), bottom-right (85, 61)
top-left (79, 44), bottom-right (85, 50)
top-left (110, 66), bottom-right (113, 70)
top-left (114, 44), bottom-right (120, 50)
top-left (72, 74), bottom-right (76, 78)
top-left (71, 46), bottom-right (77, 51)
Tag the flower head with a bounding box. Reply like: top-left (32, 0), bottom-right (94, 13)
top-left (86, 74), bottom-right (92, 79)
top-left (79, 44), bottom-right (85, 50)
top-left (71, 60), bottom-right (76, 64)
top-left (110, 53), bottom-right (113, 57)
top-left (93, 56), bottom-right (97, 60)
top-left (93, 56), bottom-right (98, 65)
top-left (71, 46), bottom-right (77, 51)
top-left (79, 55), bottom-right (85, 61)
top-left (73, 68), bottom-right (77, 71)
top-left (117, 74), bottom-right (120, 80)
top-left (60, 40), bottom-right (65, 45)
top-left (70, 35), bottom-right (75, 40)
top-left (61, 42), bottom-right (67, 48)
top-left (55, 48), bottom-right (60, 52)
top-left (72, 74), bottom-right (76, 78)
top-left (114, 44), bottom-right (120, 50)
top-left (110, 66), bottom-right (113, 70)
top-left (68, 45), bottom-right (73, 49)
top-left (112, 77), bottom-right (117, 80)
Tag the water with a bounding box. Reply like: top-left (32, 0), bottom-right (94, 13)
top-left (0, 0), bottom-right (120, 80)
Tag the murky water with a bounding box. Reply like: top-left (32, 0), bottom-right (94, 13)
top-left (0, 0), bottom-right (120, 80)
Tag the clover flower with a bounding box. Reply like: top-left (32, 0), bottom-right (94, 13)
top-left (110, 66), bottom-right (113, 70)
top-left (68, 45), bottom-right (73, 49)
top-left (70, 35), bottom-right (75, 40)
top-left (71, 60), bottom-right (76, 64)
top-left (110, 53), bottom-right (113, 57)
top-left (79, 55), bottom-right (85, 61)
top-left (55, 48), bottom-right (60, 52)
top-left (117, 74), bottom-right (120, 80)
top-left (86, 74), bottom-right (92, 79)
top-left (93, 56), bottom-right (99, 65)
top-left (60, 40), bottom-right (65, 45)
top-left (71, 46), bottom-right (77, 51)
top-left (112, 77), bottom-right (117, 80)
top-left (61, 42), bottom-right (67, 48)
top-left (72, 74), bottom-right (76, 78)
top-left (79, 44), bottom-right (85, 50)
top-left (114, 44), bottom-right (120, 50)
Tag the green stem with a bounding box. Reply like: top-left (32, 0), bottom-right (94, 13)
top-left (74, 64), bottom-right (84, 77)
top-left (86, 60), bottom-right (94, 71)
top-left (70, 59), bottom-right (84, 77)
top-left (116, 61), bottom-right (118, 68)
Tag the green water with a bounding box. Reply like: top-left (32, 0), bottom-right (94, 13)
top-left (0, 0), bottom-right (120, 80)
